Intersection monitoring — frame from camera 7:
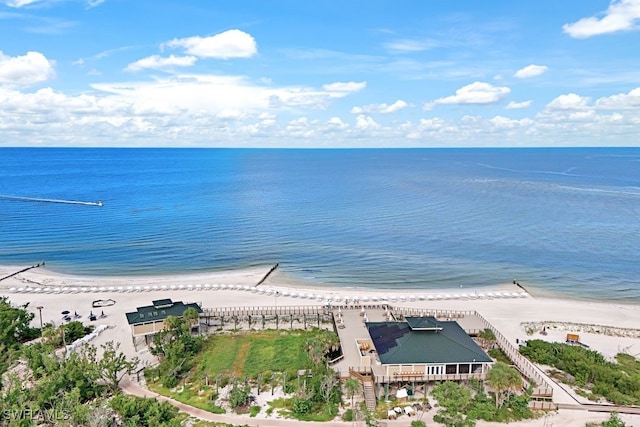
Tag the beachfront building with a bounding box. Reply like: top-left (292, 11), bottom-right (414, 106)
top-left (343, 314), bottom-right (493, 407)
top-left (126, 298), bottom-right (202, 347)
top-left (364, 316), bottom-right (493, 379)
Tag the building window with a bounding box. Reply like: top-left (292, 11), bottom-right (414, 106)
top-left (446, 364), bottom-right (457, 374)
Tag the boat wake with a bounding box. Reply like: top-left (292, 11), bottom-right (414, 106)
top-left (0, 195), bottom-right (103, 207)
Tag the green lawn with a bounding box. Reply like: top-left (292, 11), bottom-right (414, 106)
top-left (196, 329), bottom-right (332, 379)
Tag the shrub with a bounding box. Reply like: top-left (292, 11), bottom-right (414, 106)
top-left (342, 408), bottom-right (354, 421)
top-left (249, 405), bottom-right (260, 417)
top-left (292, 398), bottom-right (312, 415)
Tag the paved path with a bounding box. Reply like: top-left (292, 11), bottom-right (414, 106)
top-left (120, 378), bottom-right (419, 426)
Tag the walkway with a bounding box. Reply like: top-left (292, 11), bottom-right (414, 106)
top-left (120, 378), bottom-right (413, 426)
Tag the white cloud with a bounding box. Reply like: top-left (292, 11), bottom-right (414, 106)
top-left (327, 117), bottom-right (347, 129)
top-left (351, 99), bottom-right (407, 114)
top-left (546, 93), bottom-right (591, 110)
top-left (2, 0), bottom-right (41, 7)
top-left (506, 100), bottom-right (532, 109)
top-left (430, 82), bottom-right (510, 106)
top-left (383, 39), bottom-right (438, 53)
top-left (125, 55), bottom-right (197, 72)
top-left (355, 114), bottom-right (380, 130)
top-left (514, 64), bottom-right (548, 79)
top-left (322, 81), bottom-right (367, 94)
top-left (594, 87), bottom-right (640, 109)
top-left (0, 51), bottom-right (55, 86)
top-left (489, 115), bottom-right (534, 129)
top-left (563, 0), bottom-right (640, 38)
top-left (165, 29), bottom-right (257, 59)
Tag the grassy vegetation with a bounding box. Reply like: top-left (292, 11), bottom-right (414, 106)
top-left (488, 347), bottom-right (511, 364)
top-left (147, 382), bottom-right (225, 414)
top-left (520, 340), bottom-right (640, 405)
top-left (194, 329), bottom-right (335, 379)
top-left (148, 328), bottom-right (341, 420)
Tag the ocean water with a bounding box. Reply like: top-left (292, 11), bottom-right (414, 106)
top-left (0, 147), bottom-right (638, 302)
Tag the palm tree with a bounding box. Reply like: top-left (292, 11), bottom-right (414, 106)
top-left (486, 362), bottom-right (522, 408)
top-left (182, 307), bottom-right (200, 334)
top-left (345, 378), bottom-right (361, 407)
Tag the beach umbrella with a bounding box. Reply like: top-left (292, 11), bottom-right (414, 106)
top-left (518, 292), bottom-right (527, 298)
top-left (418, 295), bottom-right (425, 301)
top-left (194, 284), bottom-right (202, 290)
top-left (409, 295), bottom-right (416, 301)
top-left (476, 292), bottom-right (485, 299)
top-left (61, 310), bottom-right (70, 315)
top-left (427, 294), bottom-right (434, 300)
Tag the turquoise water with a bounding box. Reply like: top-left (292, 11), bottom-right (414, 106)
top-left (0, 147), bottom-right (638, 302)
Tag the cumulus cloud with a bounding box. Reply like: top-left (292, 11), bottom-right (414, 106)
top-left (489, 115), bottom-right (534, 129)
top-left (546, 93), bottom-right (591, 110)
top-left (0, 51), bottom-right (55, 86)
top-left (351, 99), bottom-right (407, 114)
top-left (594, 87), bottom-right (640, 109)
top-left (428, 82), bottom-right (510, 108)
top-left (514, 64), bottom-right (548, 79)
top-left (165, 29), bottom-right (257, 59)
top-left (125, 55), bottom-right (197, 72)
top-left (355, 114), bottom-right (380, 130)
top-left (563, 0), bottom-right (640, 38)
top-left (506, 100), bottom-right (532, 109)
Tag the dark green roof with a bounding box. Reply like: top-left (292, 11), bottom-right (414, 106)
top-left (405, 316), bottom-right (443, 331)
top-left (126, 299), bottom-right (202, 325)
top-left (366, 317), bottom-right (492, 365)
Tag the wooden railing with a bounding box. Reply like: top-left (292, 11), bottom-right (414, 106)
top-left (474, 312), bottom-right (554, 398)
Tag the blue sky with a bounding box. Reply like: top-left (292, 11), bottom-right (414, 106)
top-left (1, 0), bottom-right (640, 147)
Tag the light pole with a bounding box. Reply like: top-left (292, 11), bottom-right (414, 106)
top-left (36, 306), bottom-right (44, 329)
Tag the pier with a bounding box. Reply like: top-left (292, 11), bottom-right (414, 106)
top-left (0, 262), bottom-right (45, 283)
top-left (255, 263), bottom-right (279, 286)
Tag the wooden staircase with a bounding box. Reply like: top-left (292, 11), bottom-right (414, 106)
top-left (349, 367), bottom-right (376, 411)
top-left (362, 381), bottom-right (376, 411)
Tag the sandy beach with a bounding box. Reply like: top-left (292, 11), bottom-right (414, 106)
top-left (1, 264), bottom-right (639, 427)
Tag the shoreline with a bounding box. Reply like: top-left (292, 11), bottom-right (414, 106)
top-left (3, 262), bottom-right (637, 306)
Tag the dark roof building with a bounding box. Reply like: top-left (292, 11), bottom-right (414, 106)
top-left (366, 316), bottom-right (492, 366)
top-left (126, 299), bottom-right (202, 337)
